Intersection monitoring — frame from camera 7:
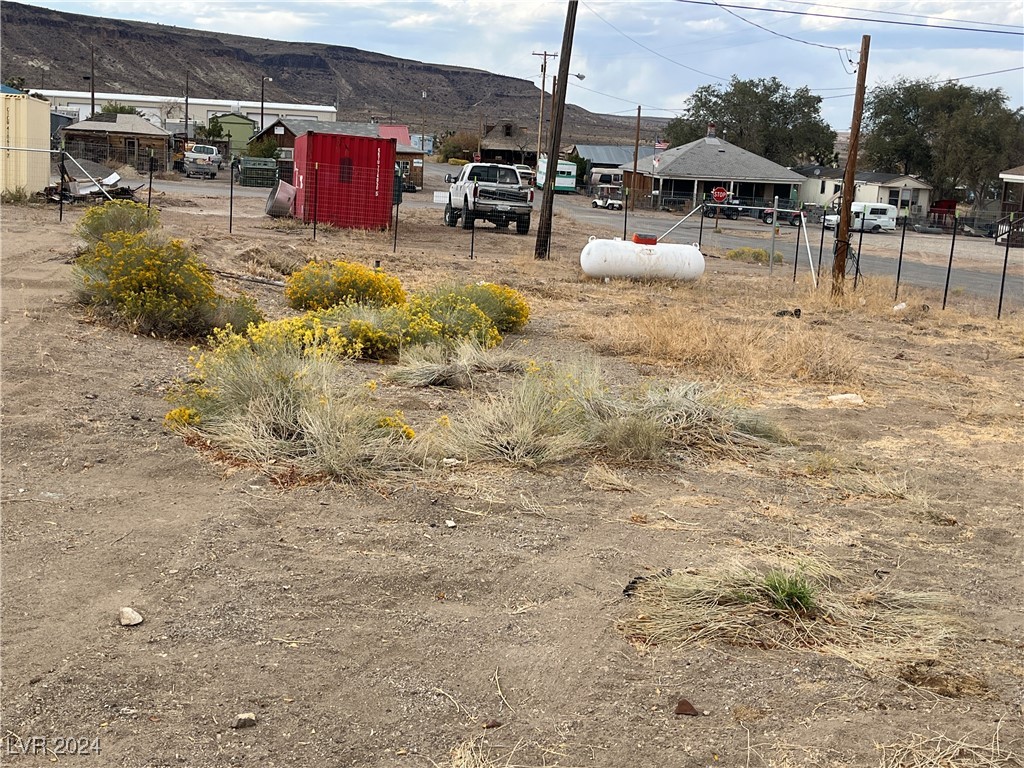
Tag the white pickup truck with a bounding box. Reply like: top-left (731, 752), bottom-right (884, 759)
top-left (443, 163), bottom-right (533, 234)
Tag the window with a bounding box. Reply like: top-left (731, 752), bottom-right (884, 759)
top-left (339, 158), bottom-right (352, 183)
top-left (503, 124), bottom-right (512, 137)
top-left (820, 180), bottom-right (826, 194)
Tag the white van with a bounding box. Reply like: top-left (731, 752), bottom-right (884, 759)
top-left (824, 202), bottom-right (898, 232)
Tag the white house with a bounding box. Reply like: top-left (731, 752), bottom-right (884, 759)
top-left (794, 165), bottom-right (933, 215)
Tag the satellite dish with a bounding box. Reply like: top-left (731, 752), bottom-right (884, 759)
top-left (813, 169), bottom-right (821, 176)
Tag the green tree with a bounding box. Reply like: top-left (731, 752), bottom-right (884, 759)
top-left (195, 117), bottom-right (225, 141)
top-left (564, 150), bottom-right (588, 189)
top-left (438, 131), bottom-right (478, 162)
top-left (101, 102), bottom-right (145, 116)
top-left (864, 79), bottom-right (1024, 205)
top-left (3, 76), bottom-right (26, 91)
top-left (245, 136), bottom-right (280, 159)
top-left (663, 77), bottom-right (836, 166)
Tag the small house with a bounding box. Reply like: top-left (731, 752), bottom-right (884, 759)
top-left (213, 112), bottom-right (258, 160)
top-left (61, 112), bottom-right (171, 173)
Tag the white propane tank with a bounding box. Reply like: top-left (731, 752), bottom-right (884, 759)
top-left (580, 237), bottom-right (705, 281)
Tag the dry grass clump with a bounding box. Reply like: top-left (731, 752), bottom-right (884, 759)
top-left (619, 557), bottom-right (960, 673)
top-left (583, 463), bottom-right (638, 492)
top-left (388, 339), bottom-right (524, 388)
top-left (436, 358), bottom-right (781, 467)
top-left (603, 306), bottom-right (860, 384)
top-left (167, 335), bottom-right (422, 482)
top-left (877, 727), bottom-right (1021, 767)
top-left (726, 247), bottom-right (781, 265)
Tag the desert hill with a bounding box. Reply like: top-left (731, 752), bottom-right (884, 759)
top-left (0, 1), bottom-right (665, 143)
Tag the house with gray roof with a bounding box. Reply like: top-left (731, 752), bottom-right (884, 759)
top-left (793, 165), bottom-right (933, 215)
top-left (61, 112), bottom-right (172, 172)
top-left (623, 128), bottom-right (804, 210)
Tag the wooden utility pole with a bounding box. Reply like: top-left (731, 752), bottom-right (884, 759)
top-left (833, 34), bottom-right (870, 296)
top-left (184, 70), bottom-right (190, 140)
top-left (534, 0), bottom-right (579, 259)
top-left (533, 51), bottom-right (556, 167)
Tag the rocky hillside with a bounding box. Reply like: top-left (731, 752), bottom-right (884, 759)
top-left (1, 1), bottom-right (664, 143)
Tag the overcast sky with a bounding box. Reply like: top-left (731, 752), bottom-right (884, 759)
top-left (23, 0), bottom-right (1024, 129)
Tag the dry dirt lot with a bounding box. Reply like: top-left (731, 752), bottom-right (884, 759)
top-left (2, 190), bottom-right (1023, 768)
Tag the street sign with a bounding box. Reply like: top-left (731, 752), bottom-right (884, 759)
top-left (712, 187), bottom-right (728, 203)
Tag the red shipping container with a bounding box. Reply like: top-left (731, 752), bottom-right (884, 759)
top-left (293, 131), bottom-right (396, 230)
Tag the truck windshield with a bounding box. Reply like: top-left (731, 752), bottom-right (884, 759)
top-left (467, 166), bottom-right (520, 185)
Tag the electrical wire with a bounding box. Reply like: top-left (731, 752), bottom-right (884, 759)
top-left (580, 1), bottom-right (727, 81)
top-left (772, 0), bottom-right (1023, 31)
top-left (673, 0), bottom-right (1024, 36)
top-left (709, 0), bottom-right (848, 52)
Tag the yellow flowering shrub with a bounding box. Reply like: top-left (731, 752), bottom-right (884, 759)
top-left (163, 406), bottom-right (201, 430)
top-left (284, 260), bottom-right (406, 311)
top-left (407, 294), bottom-right (501, 348)
top-left (435, 282), bottom-right (530, 333)
top-left (378, 412), bottom-right (416, 441)
top-left (75, 200), bottom-right (160, 245)
top-left (73, 231), bottom-right (219, 337)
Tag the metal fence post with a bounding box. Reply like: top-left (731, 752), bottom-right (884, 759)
top-left (942, 216), bottom-right (957, 310)
top-left (894, 212), bottom-right (909, 300)
top-left (312, 163), bottom-right (319, 241)
top-left (997, 218), bottom-right (1012, 319)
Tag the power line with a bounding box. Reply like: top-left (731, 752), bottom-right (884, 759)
top-left (580, 1), bottom-right (726, 81)
top-left (674, 0), bottom-right (1024, 36)
top-left (709, 0), bottom-right (848, 53)
top-left (773, 0), bottom-right (1023, 31)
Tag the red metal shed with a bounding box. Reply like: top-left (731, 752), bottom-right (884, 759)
top-left (293, 131), bottom-right (396, 230)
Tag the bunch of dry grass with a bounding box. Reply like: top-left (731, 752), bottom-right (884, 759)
top-left (602, 306), bottom-right (860, 384)
top-left (437, 358), bottom-right (782, 468)
top-left (388, 339), bottom-right (524, 388)
top-left (877, 726), bottom-right (1021, 768)
top-left (172, 337), bottom-right (422, 482)
top-left (619, 557), bottom-right (960, 673)
top-left (583, 463), bottom-right (639, 492)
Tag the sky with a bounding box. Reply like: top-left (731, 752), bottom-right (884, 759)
top-left (21, 0), bottom-right (1024, 129)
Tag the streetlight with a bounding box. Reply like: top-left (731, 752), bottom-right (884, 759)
top-left (260, 75), bottom-right (273, 130)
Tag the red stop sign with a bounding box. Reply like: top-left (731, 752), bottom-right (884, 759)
top-left (712, 187), bottom-right (728, 203)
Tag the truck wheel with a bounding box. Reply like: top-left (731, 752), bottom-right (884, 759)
top-left (516, 214), bottom-right (530, 235)
top-left (790, 215), bottom-right (801, 227)
top-left (762, 213), bottom-right (774, 225)
top-left (461, 198), bottom-right (474, 230)
top-left (495, 220), bottom-right (509, 229)
top-left (871, 224), bottom-right (881, 233)
top-left (444, 200), bottom-right (457, 227)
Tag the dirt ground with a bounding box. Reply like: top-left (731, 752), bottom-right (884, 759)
top-left (2, 188), bottom-right (1023, 768)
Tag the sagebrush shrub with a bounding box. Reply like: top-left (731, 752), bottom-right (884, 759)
top-left (425, 282), bottom-right (530, 333)
top-left (73, 231), bottom-right (263, 338)
top-left (75, 200), bottom-right (160, 245)
top-left (408, 293), bottom-right (501, 348)
top-left (284, 260), bottom-right (406, 310)
top-left (73, 231), bottom-right (218, 336)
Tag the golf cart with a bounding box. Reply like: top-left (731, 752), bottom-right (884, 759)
top-left (592, 184), bottom-right (624, 211)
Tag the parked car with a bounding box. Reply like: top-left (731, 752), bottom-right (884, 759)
top-left (515, 164), bottom-right (536, 187)
top-left (824, 202), bottom-right (898, 232)
top-left (184, 143), bottom-right (223, 170)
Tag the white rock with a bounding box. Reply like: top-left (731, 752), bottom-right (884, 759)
top-left (119, 607), bottom-right (144, 626)
top-left (232, 712), bottom-right (258, 729)
top-left (445, 519), bottom-right (457, 528)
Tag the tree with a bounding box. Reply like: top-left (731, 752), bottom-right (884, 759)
top-left (864, 79), bottom-right (1024, 206)
top-left (438, 131), bottom-right (478, 162)
top-left (663, 77), bottom-right (836, 166)
top-left (195, 116), bottom-right (224, 141)
top-left (3, 76), bottom-right (26, 91)
top-left (101, 102), bottom-right (145, 116)
top-left (245, 136), bottom-right (279, 159)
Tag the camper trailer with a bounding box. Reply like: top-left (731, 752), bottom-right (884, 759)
top-left (536, 157), bottom-right (577, 193)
